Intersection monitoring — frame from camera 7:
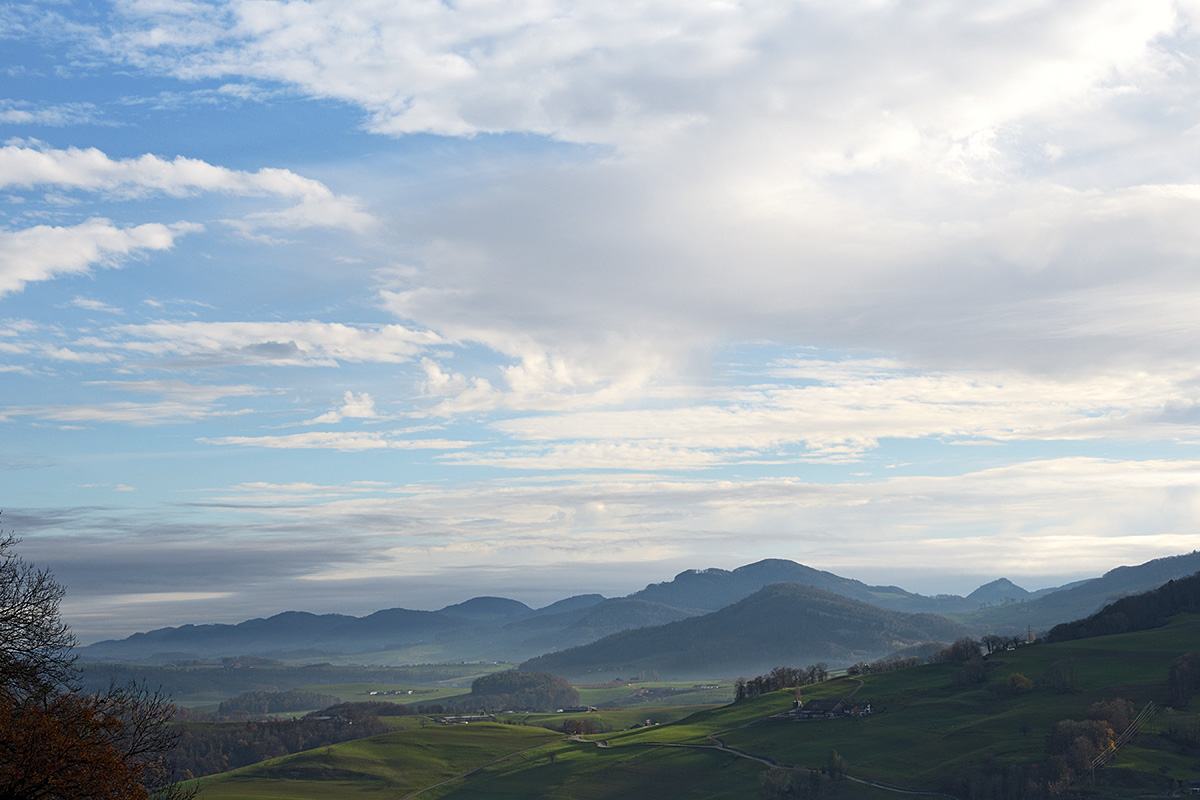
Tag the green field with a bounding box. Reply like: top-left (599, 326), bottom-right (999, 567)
top-left (194, 614), bottom-right (1200, 799)
top-left (715, 614), bottom-right (1200, 794)
top-left (195, 723), bottom-right (563, 799)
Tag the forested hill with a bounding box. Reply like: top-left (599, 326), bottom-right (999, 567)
top-left (467, 671), bottom-right (578, 711)
top-left (1046, 570), bottom-right (1200, 642)
top-left (519, 583), bottom-right (967, 680)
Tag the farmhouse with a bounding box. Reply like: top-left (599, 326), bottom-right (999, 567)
top-left (792, 699), bottom-right (845, 719)
top-left (786, 698), bottom-right (872, 720)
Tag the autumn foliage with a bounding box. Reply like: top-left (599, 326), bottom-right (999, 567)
top-left (0, 530), bottom-right (192, 799)
top-left (0, 692), bottom-right (148, 799)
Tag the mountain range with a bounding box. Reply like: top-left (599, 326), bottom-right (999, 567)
top-left (79, 550), bottom-right (1200, 675)
top-left (520, 583), bottom-right (968, 679)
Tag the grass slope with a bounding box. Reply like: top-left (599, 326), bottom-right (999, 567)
top-left (718, 613), bottom-right (1200, 794)
top-left (195, 724), bottom-right (562, 799)
top-left (195, 613), bottom-right (1200, 799)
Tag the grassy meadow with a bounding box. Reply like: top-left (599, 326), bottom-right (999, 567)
top-left (193, 614), bottom-right (1200, 799)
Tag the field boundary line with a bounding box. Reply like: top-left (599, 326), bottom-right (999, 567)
top-left (399, 736), bottom-right (568, 799)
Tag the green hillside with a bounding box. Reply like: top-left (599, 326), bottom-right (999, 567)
top-left (521, 583), bottom-right (966, 679)
top-left (718, 614), bottom-right (1200, 794)
top-left (195, 724), bottom-right (563, 799)
top-left (195, 613), bottom-right (1200, 799)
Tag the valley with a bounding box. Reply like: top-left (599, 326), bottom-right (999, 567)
top-left (187, 611), bottom-right (1200, 798)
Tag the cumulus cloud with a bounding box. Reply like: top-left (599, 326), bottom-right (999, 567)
top-left (32, 1), bottom-right (1194, 381)
top-left (103, 0), bottom-right (1186, 149)
top-left (306, 390), bottom-right (378, 424)
top-left (10, 0), bottom-right (1200, 639)
top-left (0, 218), bottom-right (198, 297)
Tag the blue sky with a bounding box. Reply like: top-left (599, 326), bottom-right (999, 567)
top-left (4, 0), bottom-right (1200, 643)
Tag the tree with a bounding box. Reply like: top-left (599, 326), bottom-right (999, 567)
top-left (981, 634), bottom-right (1006, 655)
top-left (0, 531), bottom-right (76, 700)
top-left (1006, 672), bottom-right (1033, 694)
top-left (826, 749), bottom-right (846, 780)
top-left (944, 637), bottom-right (981, 662)
top-left (0, 531), bottom-right (194, 799)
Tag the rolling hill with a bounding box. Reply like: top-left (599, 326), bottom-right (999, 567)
top-left (193, 610), bottom-right (1200, 799)
top-left (519, 583), bottom-right (968, 679)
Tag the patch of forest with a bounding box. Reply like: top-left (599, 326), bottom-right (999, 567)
top-left (173, 714), bottom-right (391, 779)
top-left (468, 671), bottom-right (579, 711)
top-left (216, 688), bottom-right (341, 716)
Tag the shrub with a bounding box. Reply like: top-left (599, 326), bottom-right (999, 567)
top-left (1006, 672), bottom-right (1033, 694)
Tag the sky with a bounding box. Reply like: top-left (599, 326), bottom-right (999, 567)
top-left (4, 0), bottom-right (1200, 644)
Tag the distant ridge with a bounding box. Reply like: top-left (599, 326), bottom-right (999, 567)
top-left (628, 558), bottom-right (920, 611)
top-left (520, 583), bottom-right (968, 680)
top-left (77, 550), bottom-right (1200, 667)
top-left (966, 550), bottom-right (1200, 632)
top-left (1047, 570), bottom-right (1200, 642)
top-left (966, 578), bottom-right (1030, 605)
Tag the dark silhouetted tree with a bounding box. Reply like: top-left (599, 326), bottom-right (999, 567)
top-left (0, 531), bottom-right (194, 799)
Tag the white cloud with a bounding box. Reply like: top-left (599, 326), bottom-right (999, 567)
top-left (203, 431), bottom-right (473, 450)
top-left (104, 0), bottom-right (1184, 150)
top-left (71, 296), bottom-right (123, 314)
top-left (442, 442), bottom-right (736, 472)
top-left (2, 380), bottom-right (261, 425)
top-left (0, 141), bottom-right (374, 232)
top-left (0, 100), bottom-right (102, 126)
top-left (187, 455), bottom-right (1200, 590)
top-left (84, 379), bottom-right (262, 402)
top-left (411, 356), bottom-right (1200, 468)
top-left (307, 390), bottom-right (378, 424)
top-left (12, 0), bottom-right (1200, 636)
top-left (43, 1), bottom-right (1194, 383)
top-left (0, 218), bottom-right (198, 297)
top-left (7, 400), bottom-right (246, 426)
top-left (90, 320), bottom-right (442, 366)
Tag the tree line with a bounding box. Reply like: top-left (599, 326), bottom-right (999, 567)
top-left (172, 714), bottom-right (390, 779)
top-left (735, 664), bottom-right (829, 701)
top-left (216, 689), bottom-right (340, 717)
